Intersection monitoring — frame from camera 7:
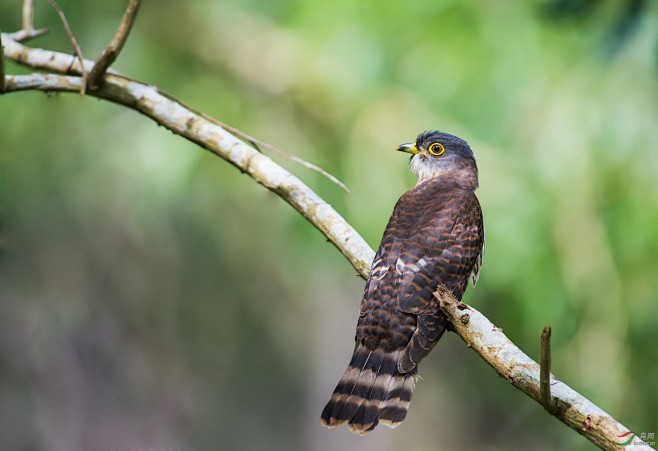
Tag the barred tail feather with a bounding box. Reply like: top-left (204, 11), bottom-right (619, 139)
top-left (320, 345), bottom-right (419, 435)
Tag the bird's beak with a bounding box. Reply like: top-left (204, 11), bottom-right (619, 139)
top-left (396, 142), bottom-right (423, 156)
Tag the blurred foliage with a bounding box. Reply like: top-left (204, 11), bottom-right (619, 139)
top-left (1, 0), bottom-right (658, 450)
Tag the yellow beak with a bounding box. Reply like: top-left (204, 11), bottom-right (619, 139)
top-left (396, 142), bottom-right (425, 157)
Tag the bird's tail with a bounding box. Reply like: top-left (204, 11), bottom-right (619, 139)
top-left (320, 344), bottom-right (419, 435)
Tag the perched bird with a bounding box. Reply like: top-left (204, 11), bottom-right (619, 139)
top-left (321, 130), bottom-right (485, 434)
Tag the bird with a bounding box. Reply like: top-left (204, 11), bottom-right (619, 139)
top-left (320, 130), bottom-right (485, 435)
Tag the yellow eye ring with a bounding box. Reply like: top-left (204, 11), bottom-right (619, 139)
top-left (428, 142), bottom-right (445, 156)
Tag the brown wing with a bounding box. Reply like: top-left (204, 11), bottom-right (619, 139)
top-left (357, 179), bottom-right (484, 372)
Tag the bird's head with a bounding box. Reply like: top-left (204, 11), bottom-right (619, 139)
top-left (396, 130), bottom-right (478, 189)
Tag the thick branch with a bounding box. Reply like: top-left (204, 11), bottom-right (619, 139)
top-left (435, 287), bottom-right (651, 451)
top-left (1, 32), bottom-right (652, 451)
top-left (87, 0), bottom-right (140, 91)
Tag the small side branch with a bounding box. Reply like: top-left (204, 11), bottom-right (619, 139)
top-left (87, 0), bottom-right (141, 91)
top-left (540, 326), bottom-right (553, 411)
top-left (6, 28), bottom-right (49, 43)
top-left (211, 120), bottom-right (349, 193)
top-left (22, 0), bottom-right (36, 33)
top-left (45, 0), bottom-right (87, 94)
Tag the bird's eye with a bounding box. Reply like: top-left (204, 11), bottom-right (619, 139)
top-left (428, 142), bottom-right (445, 156)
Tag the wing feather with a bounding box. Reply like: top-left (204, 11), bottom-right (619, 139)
top-left (357, 181), bottom-right (484, 372)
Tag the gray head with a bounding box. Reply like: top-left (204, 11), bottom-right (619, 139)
top-left (396, 130), bottom-right (478, 189)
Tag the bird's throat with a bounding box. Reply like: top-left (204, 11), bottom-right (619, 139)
top-left (410, 156), bottom-right (478, 190)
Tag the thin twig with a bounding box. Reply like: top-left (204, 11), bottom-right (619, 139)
top-left (87, 0), bottom-right (141, 91)
top-left (540, 326), bottom-right (553, 411)
top-left (45, 0), bottom-right (87, 95)
top-left (216, 122), bottom-right (350, 193)
top-left (154, 89), bottom-right (350, 193)
top-left (22, 0), bottom-right (36, 33)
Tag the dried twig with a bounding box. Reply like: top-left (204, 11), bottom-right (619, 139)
top-left (22, 0), bottom-right (36, 33)
top-left (215, 121), bottom-right (349, 193)
top-left (152, 89), bottom-right (350, 193)
top-left (45, 0), bottom-right (87, 94)
top-left (87, 0), bottom-right (141, 91)
top-left (540, 326), bottom-right (553, 411)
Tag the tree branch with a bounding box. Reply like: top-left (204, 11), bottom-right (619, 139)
top-left (1, 34), bottom-right (374, 279)
top-left (87, 0), bottom-right (140, 91)
top-left (22, 0), bottom-right (36, 33)
top-left (1, 27), bottom-right (652, 451)
top-left (435, 287), bottom-right (651, 451)
top-left (6, 27), bottom-right (49, 43)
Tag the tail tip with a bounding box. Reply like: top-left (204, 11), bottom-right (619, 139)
top-left (378, 418), bottom-right (403, 429)
top-left (321, 408), bottom-right (378, 435)
top-left (321, 413), bottom-right (348, 429)
top-left (347, 421), bottom-right (378, 436)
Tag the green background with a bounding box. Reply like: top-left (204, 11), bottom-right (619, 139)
top-left (1, 1), bottom-right (657, 449)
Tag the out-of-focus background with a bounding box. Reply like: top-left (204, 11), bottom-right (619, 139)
top-left (1, 1), bottom-right (657, 450)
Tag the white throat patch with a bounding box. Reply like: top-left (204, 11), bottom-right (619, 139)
top-left (410, 154), bottom-right (445, 184)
